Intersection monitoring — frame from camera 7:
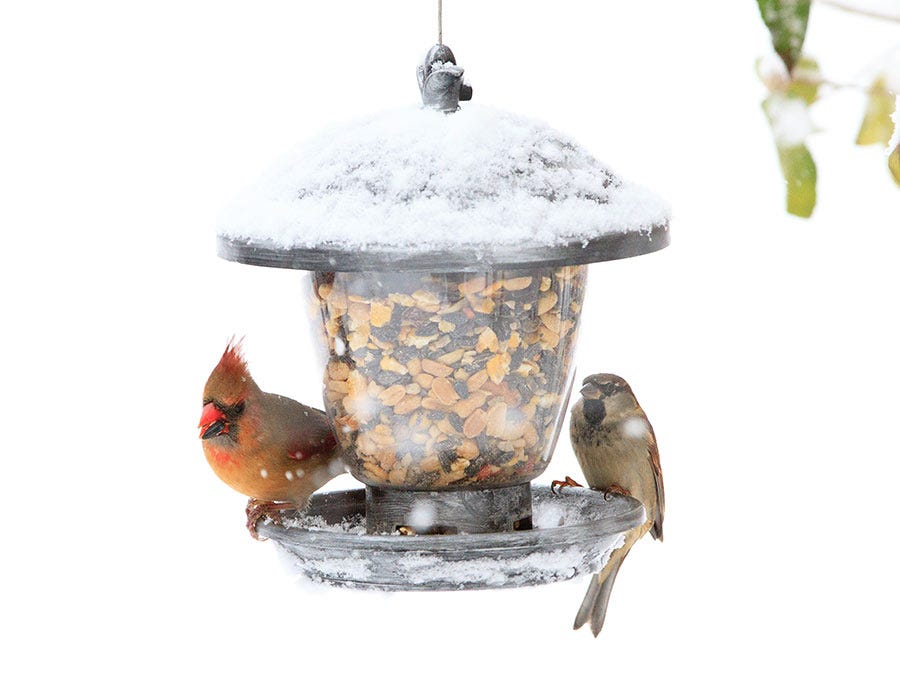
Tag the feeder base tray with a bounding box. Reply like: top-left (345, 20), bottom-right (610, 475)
top-left (259, 485), bottom-right (644, 591)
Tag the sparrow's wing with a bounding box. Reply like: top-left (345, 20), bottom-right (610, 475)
top-left (645, 420), bottom-right (665, 541)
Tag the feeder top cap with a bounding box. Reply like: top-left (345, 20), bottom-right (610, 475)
top-left (218, 105), bottom-right (670, 271)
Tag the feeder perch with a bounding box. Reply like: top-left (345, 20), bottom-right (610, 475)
top-left (217, 44), bottom-right (669, 590)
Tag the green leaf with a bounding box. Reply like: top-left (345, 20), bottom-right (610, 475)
top-left (856, 78), bottom-right (895, 146)
top-left (889, 145), bottom-right (900, 187)
top-left (757, 0), bottom-right (811, 74)
top-left (762, 93), bottom-right (818, 217)
top-left (778, 144), bottom-right (817, 217)
top-left (787, 56), bottom-right (821, 105)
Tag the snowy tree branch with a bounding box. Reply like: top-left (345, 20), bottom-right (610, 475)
top-left (796, 75), bottom-right (897, 95)
top-left (816, 0), bottom-right (900, 23)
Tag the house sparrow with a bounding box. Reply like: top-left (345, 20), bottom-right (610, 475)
top-left (563, 373), bottom-right (665, 636)
top-left (199, 340), bottom-right (345, 538)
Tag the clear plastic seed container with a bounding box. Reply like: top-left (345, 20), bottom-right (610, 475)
top-left (307, 265), bottom-right (587, 490)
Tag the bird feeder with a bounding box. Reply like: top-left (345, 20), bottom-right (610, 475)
top-left (217, 44), bottom-right (668, 589)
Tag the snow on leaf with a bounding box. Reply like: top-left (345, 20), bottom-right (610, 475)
top-left (763, 93), bottom-right (818, 217)
top-left (757, 0), bottom-right (811, 75)
top-left (756, 55), bottom-right (820, 104)
top-left (884, 94), bottom-right (900, 187)
top-left (764, 93), bottom-right (814, 146)
top-left (890, 95), bottom-right (900, 151)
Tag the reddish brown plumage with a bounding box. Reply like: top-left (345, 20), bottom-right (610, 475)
top-left (199, 342), bottom-right (344, 535)
top-left (215, 338), bottom-right (248, 380)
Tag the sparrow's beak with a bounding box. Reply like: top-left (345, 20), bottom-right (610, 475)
top-left (580, 383), bottom-right (603, 401)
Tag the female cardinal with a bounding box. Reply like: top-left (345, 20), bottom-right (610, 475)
top-left (559, 373), bottom-right (665, 636)
top-left (198, 341), bottom-right (345, 538)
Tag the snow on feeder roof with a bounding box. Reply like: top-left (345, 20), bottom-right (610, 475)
top-left (218, 104), bottom-right (670, 272)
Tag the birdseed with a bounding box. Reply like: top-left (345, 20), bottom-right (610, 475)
top-left (310, 266), bottom-right (586, 489)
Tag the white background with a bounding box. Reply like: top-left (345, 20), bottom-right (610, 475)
top-left (2, 1), bottom-right (899, 679)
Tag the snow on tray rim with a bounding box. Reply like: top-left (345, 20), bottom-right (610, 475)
top-left (275, 487), bottom-right (644, 540)
top-left (219, 104), bottom-right (670, 251)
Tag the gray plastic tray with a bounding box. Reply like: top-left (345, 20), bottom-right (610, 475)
top-left (260, 485), bottom-right (645, 591)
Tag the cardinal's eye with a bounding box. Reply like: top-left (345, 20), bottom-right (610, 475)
top-left (219, 401), bottom-right (245, 422)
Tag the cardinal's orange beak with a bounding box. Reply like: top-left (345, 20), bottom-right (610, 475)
top-left (199, 402), bottom-right (228, 439)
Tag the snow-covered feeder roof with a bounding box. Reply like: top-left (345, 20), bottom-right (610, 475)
top-left (218, 104), bottom-right (670, 272)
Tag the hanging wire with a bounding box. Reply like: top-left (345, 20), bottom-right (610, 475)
top-left (438, 0), bottom-right (443, 44)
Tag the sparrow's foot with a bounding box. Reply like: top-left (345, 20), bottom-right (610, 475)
top-left (551, 476), bottom-right (584, 494)
top-left (602, 484), bottom-right (631, 500)
top-left (245, 499), bottom-right (297, 540)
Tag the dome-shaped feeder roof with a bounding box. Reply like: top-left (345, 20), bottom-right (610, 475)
top-left (218, 104), bottom-right (670, 271)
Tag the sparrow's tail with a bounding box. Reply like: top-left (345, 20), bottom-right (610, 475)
top-left (573, 551), bottom-right (626, 637)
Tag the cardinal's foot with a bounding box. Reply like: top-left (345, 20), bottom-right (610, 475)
top-left (245, 499), bottom-right (297, 540)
